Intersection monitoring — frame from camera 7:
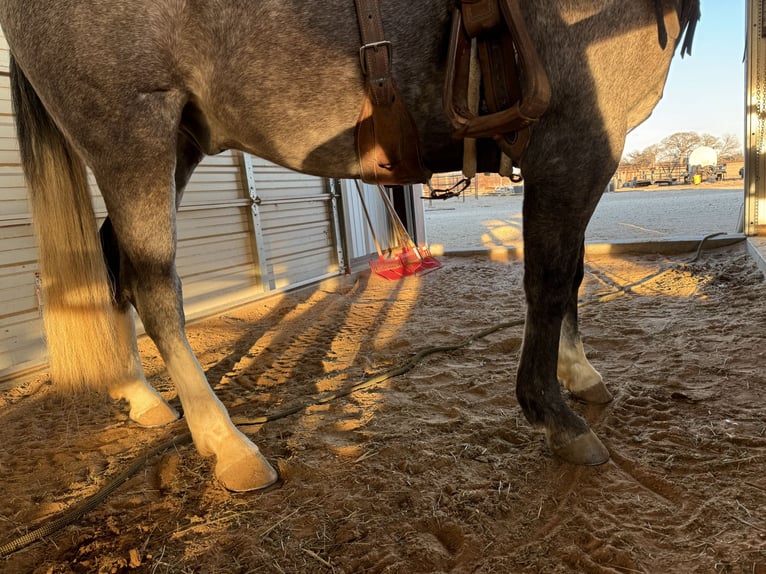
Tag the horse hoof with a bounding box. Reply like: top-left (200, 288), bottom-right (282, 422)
top-left (131, 402), bottom-right (180, 427)
top-left (572, 381), bottom-right (613, 404)
top-left (216, 449), bottom-right (280, 492)
top-left (550, 429), bottom-right (610, 466)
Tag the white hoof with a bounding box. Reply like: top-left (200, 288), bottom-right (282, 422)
top-left (558, 338), bottom-right (610, 403)
top-left (130, 400), bottom-right (180, 427)
top-left (215, 444), bottom-right (279, 492)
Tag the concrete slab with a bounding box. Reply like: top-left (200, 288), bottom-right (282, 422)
top-left (441, 234), bottom-right (748, 260)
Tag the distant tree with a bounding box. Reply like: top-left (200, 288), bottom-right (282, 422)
top-left (657, 131), bottom-right (703, 164)
top-left (624, 144), bottom-right (660, 167)
top-left (714, 132), bottom-right (743, 161)
top-left (699, 133), bottom-right (720, 148)
top-left (622, 131), bottom-right (744, 167)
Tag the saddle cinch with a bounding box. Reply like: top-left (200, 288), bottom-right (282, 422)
top-left (354, 0), bottom-right (551, 185)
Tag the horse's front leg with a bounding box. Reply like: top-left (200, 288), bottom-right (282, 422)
top-left (557, 242), bottom-right (612, 404)
top-left (517, 188), bottom-right (609, 465)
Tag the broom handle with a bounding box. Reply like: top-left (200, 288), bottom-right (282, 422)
top-left (354, 180), bottom-right (385, 257)
top-left (376, 185), bottom-right (419, 253)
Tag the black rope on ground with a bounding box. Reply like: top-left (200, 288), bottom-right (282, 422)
top-left (689, 232), bottom-right (727, 263)
top-left (580, 233), bottom-right (742, 307)
top-left (231, 319), bottom-right (525, 426)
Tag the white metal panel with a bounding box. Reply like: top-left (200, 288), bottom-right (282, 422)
top-left (0, 74), bottom-right (27, 223)
top-left (0, 27), bottom-right (46, 378)
top-left (246, 155), bottom-right (341, 290)
top-left (0, 26), bottom-right (8, 74)
top-left (0, 223), bottom-right (45, 376)
top-left (411, 184), bottom-right (428, 246)
top-left (339, 179), bottom-right (396, 266)
top-left (175, 186), bottom-right (262, 319)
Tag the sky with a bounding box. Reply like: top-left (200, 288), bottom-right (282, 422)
top-left (622, 0), bottom-right (747, 156)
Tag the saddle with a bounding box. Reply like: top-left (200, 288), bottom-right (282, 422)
top-left (353, 0), bottom-right (550, 185)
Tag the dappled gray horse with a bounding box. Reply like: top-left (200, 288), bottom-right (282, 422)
top-left (0, 1), bottom-right (698, 490)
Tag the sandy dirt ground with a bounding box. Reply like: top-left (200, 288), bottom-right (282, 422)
top-left (1, 242), bottom-right (765, 573)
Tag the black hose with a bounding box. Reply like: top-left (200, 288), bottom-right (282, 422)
top-left (0, 434), bottom-right (192, 557)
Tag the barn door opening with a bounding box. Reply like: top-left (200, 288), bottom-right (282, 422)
top-left (385, 184), bottom-right (428, 247)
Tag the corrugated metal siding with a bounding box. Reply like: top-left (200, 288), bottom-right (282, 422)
top-left (0, 154), bottom-right (260, 380)
top-left (0, 26), bottom-right (46, 377)
top-left (0, 223), bottom-right (45, 376)
top-left (248, 156), bottom-right (341, 290)
top-left (411, 184), bottom-right (427, 246)
top-left (0, 32), bottom-right (29, 222)
top-left (176, 152), bottom-right (261, 318)
top-left (339, 180), bottom-right (395, 266)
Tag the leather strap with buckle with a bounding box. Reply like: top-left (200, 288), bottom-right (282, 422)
top-left (444, 0), bottom-right (551, 163)
top-left (353, 0), bottom-right (430, 184)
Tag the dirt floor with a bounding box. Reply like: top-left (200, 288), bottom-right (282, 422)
top-left (1, 243), bottom-right (765, 573)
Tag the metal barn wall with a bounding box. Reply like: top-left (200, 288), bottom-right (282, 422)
top-left (0, 153), bottom-right (262, 380)
top-left (340, 180), bottom-right (396, 268)
top-left (244, 155), bottom-right (343, 290)
top-left (174, 153), bottom-right (262, 318)
top-left (0, 27), bottom-right (46, 378)
top-left (0, 145), bottom-right (347, 381)
top-left (411, 184), bottom-right (427, 247)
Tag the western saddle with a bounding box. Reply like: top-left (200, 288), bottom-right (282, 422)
top-left (353, 0), bottom-right (550, 186)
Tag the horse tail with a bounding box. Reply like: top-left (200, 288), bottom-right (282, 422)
top-left (10, 56), bottom-right (120, 391)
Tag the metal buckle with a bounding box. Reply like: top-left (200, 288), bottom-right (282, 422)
top-left (359, 40), bottom-right (392, 75)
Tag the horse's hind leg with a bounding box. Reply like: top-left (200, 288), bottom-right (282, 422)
top-left (94, 121), bottom-right (277, 491)
top-left (100, 217), bottom-right (181, 427)
top-left (112, 304), bottom-right (182, 426)
top-left (557, 243), bottom-right (612, 404)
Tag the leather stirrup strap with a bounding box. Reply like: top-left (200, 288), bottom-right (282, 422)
top-left (354, 0), bottom-right (430, 184)
top-left (444, 0), bottom-right (550, 161)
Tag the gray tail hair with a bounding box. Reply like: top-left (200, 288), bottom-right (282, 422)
top-left (10, 56), bottom-right (121, 391)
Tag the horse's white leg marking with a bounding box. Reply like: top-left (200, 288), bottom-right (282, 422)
top-left (108, 308), bottom-right (180, 427)
top-left (557, 334), bottom-right (601, 391)
top-left (557, 331), bottom-right (612, 404)
top-left (163, 340), bottom-right (279, 491)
